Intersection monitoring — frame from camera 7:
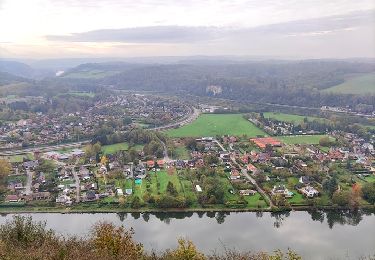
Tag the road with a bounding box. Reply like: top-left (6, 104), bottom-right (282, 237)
top-left (230, 155), bottom-right (274, 208)
top-left (152, 107), bottom-right (200, 131)
top-left (72, 167), bottom-right (81, 203)
top-left (25, 169), bottom-right (33, 195)
top-left (159, 139), bottom-right (171, 163)
top-left (0, 106), bottom-right (199, 156)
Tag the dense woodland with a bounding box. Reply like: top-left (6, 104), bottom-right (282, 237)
top-left (1, 59), bottom-right (374, 109)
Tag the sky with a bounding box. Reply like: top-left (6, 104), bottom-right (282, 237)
top-left (0, 0), bottom-right (374, 59)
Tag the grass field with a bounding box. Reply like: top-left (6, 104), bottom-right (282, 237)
top-left (166, 114), bottom-right (266, 137)
top-left (263, 112), bottom-right (325, 124)
top-left (101, 142), bottom-right (144, 155)
top-left (278, 134), bottom-right (330, 145)
top-left (102, 142), bottom-right (129, 155)
top-left (323, 73), bottom-right (375, 95)
top-left (2, 153), bottom-right (34, 163)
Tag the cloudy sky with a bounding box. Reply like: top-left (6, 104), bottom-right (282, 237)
top-left (0, 0), bottom-right (374, 59)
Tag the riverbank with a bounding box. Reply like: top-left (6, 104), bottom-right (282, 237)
top-left (0, 204), bottom-right (374, 214)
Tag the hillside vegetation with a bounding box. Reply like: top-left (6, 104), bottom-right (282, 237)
top-left (0, 216), bottom-right (302, 260)
top-left (323, 73), bottom-right (375, 95)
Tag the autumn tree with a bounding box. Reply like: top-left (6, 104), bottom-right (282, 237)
top-left (349, 183), bottom-right (362, 209)
top-left (0, 159), bottom-right (11, 189)
top-left (91, 222), bottom-right (143, 259)
top-left (167, 238), bottom-right (206, 260)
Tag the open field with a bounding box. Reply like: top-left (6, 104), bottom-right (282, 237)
top-left (102, 142), bottom-right (129, 155)
top-left (263, 112), bottom-right (325, 123)
top-left (277, 134), bottom-right (331, 145)
top-left (323, 73), bottom-right (375, 95)
top-left (1, 153), bottom-right (34, 163)
top-left (101, 142), bottom-right (144, 155)
top-left (166, 114), bottom-right (266, 137)
top-left (63, 70), bottom-right (119, 79)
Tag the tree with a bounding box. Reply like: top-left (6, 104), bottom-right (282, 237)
top-left (168, 238), bottom-right (205, 260)
top-left (319, 136), bottom-right (333, 147)
top-left (349, 183), bottom-right (362, 209)
top-left (166, 181), bottom-right (178, 196)
top-left (131, 196), bottom-right (141, 209)
top-left (0, 159), bottom-right (11, 178)
top-left (361, 182), bottom-right (375, 204)
top-left (322, 176), bottom-right (338, 198)
top-left (35, 159), bottom-right (55, 174)
top-left (332, 191), bottom-right (350, 206)
top-left (92, 222), bottom-right (143, 259)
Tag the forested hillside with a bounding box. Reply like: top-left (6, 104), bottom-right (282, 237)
top-left (1, 59), bottom-right (374, 108)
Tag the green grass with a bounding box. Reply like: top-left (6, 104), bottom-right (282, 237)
top-left (364, 175), bottom-right (375, 183)
top-left (288, 192), bottom-right (306, 205)
top-left (101, 142), bottom-right (129, 155)
top-left (323, 73), bottom-right (375, 95)
top-left (63, 70), bottom-right (119, 79)
top-left (244, 193), bottom-right (267, 208)
top-left (173, 146), bottom-right (190, 160)
top-left (264, 112), bottom-right (324, 124)
top-left (157, 170), bottom-right (181, 193)
top-left (277, 134), bottom-right (331, 145)
top-left (2, 153), bottom-right (34, 163)
top-left (166, 114), bottom-right (266, 137)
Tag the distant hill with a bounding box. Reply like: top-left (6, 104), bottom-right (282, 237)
top-left (0, 60), bottom-right (54, 79)
top-left (0, 71), bottom-right (31, 86)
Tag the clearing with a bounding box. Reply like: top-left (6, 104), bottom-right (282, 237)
top-left (166, 114), bottom-right (266, 138)
top-left (323, 73), bottom-right (375, 95)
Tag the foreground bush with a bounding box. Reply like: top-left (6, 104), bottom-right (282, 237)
top-left (0, 216), bottom-right (305, 259)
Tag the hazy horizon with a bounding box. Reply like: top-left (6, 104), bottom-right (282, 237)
top-left (0, 0), bottom-right (375, 59)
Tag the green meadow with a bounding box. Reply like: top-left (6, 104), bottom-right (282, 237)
top-left (166, 114), bottom-right (266, 137)
top-left (323, 73), bottom-right (375, 95)
top-left (277, 134), bottom-right (331, 145)
top-left (263, 112), bottom-right (325, 124)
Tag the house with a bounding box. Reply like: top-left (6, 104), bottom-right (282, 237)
top-left (7, 181), bottom-right (23, 191)
top-left (299, 176), bottom-right (312, 185)
top-left (116, 188), bottom-right (124, 196)
top-left (23, 160), bottom-right (39, 169)
top-left (246, 163), bottom-right (258, 174)
top-left (125, 188), bottom-right (133, 195)
top-left (86, 190), bottom-right (97, 201)
top-left (32, 192), bottom-right (51, 201)
top-left (239, 189), bottom-right (257, 196)
top-left (5, 194), bottom-right (19, 202)
top-left (56, 194), bottom-right (72, 205)
top-left (300, 186), bottom-right (319, 198)
top-left (195, 185), bottom-right (202, 192)
top-left (146, 160), bottom-right (155, 169)
top-left (157, 159), bottom-right (165, 168)
top-left (230, 170), bottom-right (241, 180)
top-left (271, 185), bottom-right (293, 198)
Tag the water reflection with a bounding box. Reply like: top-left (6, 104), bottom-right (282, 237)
top-left (113, 209), bottom-right (374, 229)
top-left (0, 210), bottom-right (373, 259)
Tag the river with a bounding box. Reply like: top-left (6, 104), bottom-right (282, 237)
top-left (0, 210), bottom-right (374, 259)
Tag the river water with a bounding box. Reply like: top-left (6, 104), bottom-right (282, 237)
top-left (0, 210), bottom-right (374, 259)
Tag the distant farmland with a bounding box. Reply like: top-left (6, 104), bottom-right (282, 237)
top-left (166, 114), bottom-right (266, 137)
top-left (263, 112), bottom-right (325, 124)
top-left (323, 73), bottom-right (375, 95)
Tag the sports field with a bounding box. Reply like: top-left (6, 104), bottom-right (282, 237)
top-left (277, 134), bottom-right (331, 145)
top-left (263, 112), bottom-right (325, 123)
top-left (323, 73), bottom-right (375, 95)
top-left (166, 114), bottom-right (266, 137)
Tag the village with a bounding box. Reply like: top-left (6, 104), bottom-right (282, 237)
top-left (0, 94), bottom-right (191, 149)
top-left (2, 115), bottom-right (374, 210)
